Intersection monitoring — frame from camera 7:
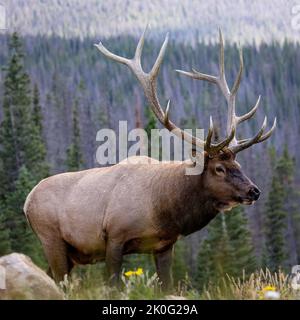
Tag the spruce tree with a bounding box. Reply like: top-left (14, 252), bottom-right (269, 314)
top-left (196, 208), bottom-right (256, 289)
top-left (172, 239), bottom-right (189, 285)
top-left (144, 107), bottom-right (157, 158)
top-left (66, 99), bottom-right (83, 171)
top-left (3, 166), bottom-right (45, 265)
top-left (225, 206), bottom-right (257, 275)
top-left (264, 147), bottom-right (294, 271)
top-left (32, 84), bottom-right (43, 135)
top-left (0, 32), bottom-right (29, 192)
top-left (196, 214), bottom-right (234, 288)
top-left (0, 33), bottom-right (48, 186)
top-left (0, 33), bottom-right (48, 263)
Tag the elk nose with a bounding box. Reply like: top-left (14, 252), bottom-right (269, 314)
top-left (248, 186), bottom-right (261, 201)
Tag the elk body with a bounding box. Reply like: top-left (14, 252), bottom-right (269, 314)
top-left (24, 29), bottom-right (276, 289)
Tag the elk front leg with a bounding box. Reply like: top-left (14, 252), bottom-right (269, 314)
top-left (154, 246), bottom-right (173, 291)
top-left (105, 239), bottom-right (123, 286)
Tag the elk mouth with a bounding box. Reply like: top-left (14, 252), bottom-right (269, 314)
top-left (242, 199), bottom-right (254, 205)
top-left (236, 196), bottom-right (254, 206)
top-left (215, 201), bottom-right (239, 211)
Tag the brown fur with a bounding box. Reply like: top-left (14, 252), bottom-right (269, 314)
top-left (24, 151), bottom-right (259, 289)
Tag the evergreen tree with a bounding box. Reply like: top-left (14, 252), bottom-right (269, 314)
top-left (4, 166), bottom-right (36, 252)
top-left (264, 146), bottom-right (294, 271)
top-left (225, 207), bottom-right (257, 275)
top-left (32, 84), bottom-right (43, 135)
top-left (196, 208), bottom-right (256, 289)
top-left (0, 33), bottom-right (48, 263)
top-left (2, 166), bottom-right (45, 265)
top-left (0, 32), bottom-right (48, 188)
top-left (0, 32), bottom-right (30, 192)
top-left (196, 214), bottom-right (234, 289)
top-left (66, 99), bottom-right (83, 171)
top-left (144, 107), bottom-right (157, 139)
top-left (172, 239), bottom-right (189, 285)
top-left (144, 107), bottom-right (157, 158)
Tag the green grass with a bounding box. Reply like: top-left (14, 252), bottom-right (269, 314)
top-left (60, 265), bottom-right (300, 300)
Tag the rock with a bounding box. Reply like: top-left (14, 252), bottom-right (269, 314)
top-left (0, 253), bottom-right (63, 300)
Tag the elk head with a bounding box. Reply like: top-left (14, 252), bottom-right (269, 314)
top-left (95, 27), bottom-right (276, 211)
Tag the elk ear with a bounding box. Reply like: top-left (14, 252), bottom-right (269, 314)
top-left (215, 164), bottom-right (226, 176)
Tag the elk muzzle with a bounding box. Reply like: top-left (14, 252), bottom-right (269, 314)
top-left (247, 185), bottom-right (261, 201)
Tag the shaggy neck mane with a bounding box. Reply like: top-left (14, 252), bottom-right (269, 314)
top-left (152, 162), bottom-right (219, 237)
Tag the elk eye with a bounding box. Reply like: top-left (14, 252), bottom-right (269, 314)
top-left (215, 165), bottom-right (226, 175)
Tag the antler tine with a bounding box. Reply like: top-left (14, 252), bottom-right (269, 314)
top-left (134, 24), bottom-right (148, 61)
top-left (231, 47), bottom-right (243, 96)
top-left (94, 42), bottom-right (130, 65)
top-left (175, 69), bottom-right (218, 84)
top-left (163, 100), bottom-right (171, 125)
top-left (150, 32), bottom-right (169, 78)
top-left (219, 28), bottom-right (225, 78)
top-left (205, 116), bottom-right (214, 149)
top-left (257, 117), bottom-right (277, 142)
top-left (236, 117), bottom-right (277, 147)
top-left (230, 116), bottom-right (268, 153)
top-left (237, 95), bottom-right (260, 124)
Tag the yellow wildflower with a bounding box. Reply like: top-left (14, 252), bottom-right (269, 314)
top-left (124, 268), bottom-right (144, 277)
top-left (135, 268), bottom-right (143, 275)
top-left (262, 285), bottom-right (276, 292)
top-left (258, 285), bottom-right (280, 300)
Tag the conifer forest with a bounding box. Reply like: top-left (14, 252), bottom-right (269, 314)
top-left (0, 0), bottom-right (300, 299)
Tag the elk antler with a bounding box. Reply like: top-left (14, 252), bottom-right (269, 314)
top-left (95, 26), bottom-right (235, 155)
top-left (176, 29), bottom-right (276, 154)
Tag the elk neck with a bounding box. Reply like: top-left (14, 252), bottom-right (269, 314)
top-left (152, 162), bottom-right (219, 237)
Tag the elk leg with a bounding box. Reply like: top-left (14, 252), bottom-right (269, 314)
top-left (154, 246), bottom-right (173, 291)
top-left (41, 237), bottom-right (70, 283)
top-left (105, 239), bottom-right (123, 286)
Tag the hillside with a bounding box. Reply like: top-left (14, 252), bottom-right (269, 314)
top-left (4, 0), bottom-right (300, 44)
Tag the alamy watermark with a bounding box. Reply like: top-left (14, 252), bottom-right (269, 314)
top-left (95, 121), bottom-right (205, 175)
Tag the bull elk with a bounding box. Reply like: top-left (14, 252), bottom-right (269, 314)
top-left (24, 28), bottom-right (276, 290)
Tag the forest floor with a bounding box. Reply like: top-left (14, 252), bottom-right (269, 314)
top-left (62, 266), bottom-right (300, 300)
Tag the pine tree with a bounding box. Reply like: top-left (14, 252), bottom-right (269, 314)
top-left (196, 214), bottom-right (234, 289)
top-left (195, 208), bottom-right (256, 289)
top-left (144, 107), bottom-right (157, 139)
top-left (0, 33), bottom-right (48, 187)
top-left (0, 33), bottom-right (48, 263)
top-left (172, 239), bottom-right (189, 285)
top-left (1, 166), bottom-right (45, 265)
top-left (0, 32), bottom-right (29, 192)
top-left (66, 99), bottom-right (83, 171)
top-left (225, 206), bottom-right (257, 275)
top-left (32, 84), bottom-right (43, 135)
top-left (264, 146), bottom-right (294, 272)
top-left (144, 107), bottom-right (157, 158)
